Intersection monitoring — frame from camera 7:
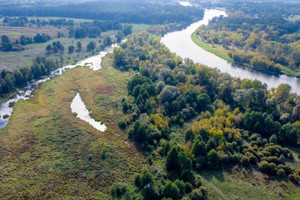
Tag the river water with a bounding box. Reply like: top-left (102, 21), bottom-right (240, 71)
top-left (0, 43), bottom-right (119, 128)
top-left (70, 93), bottom-right (107, 132)
top-left (161, 9), bottom-right (300, 94)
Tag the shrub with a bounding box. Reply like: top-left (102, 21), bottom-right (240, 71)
top-left (118, 120), bottom-right (127, 130)
top-left (185, 182), bottom-right (193, 194)
top-left (258, 161), bottom-right (270, 173)
top-left (134, 174), bottom-right (142, 188)
top-left (269, 134), bottom-right (277, 144)
top-left (288, 174), bottom-right (300, 184)
top-left (232, 153), bottom-right (241, 163)
top-left (249, 154), bottom-right (258, 164)
top-left (277, 168), bottom-right (286, 178)
top-left (110, 183), bottom-right (128, 199)
top-left (185, 129), bottom-right (194, 142)
top-left (241, 156), bottom-right (250, 166)
top-left (142, 184), bottom-right (160, 200)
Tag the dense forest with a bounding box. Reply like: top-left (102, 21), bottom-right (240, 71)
top-left (110, 32), bottom-right (300, 199)
top-left (0, 0), bottom-right (204, 26)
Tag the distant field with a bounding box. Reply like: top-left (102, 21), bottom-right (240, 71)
top-left (0, 25), bottom-right (68, 41)
top-left (0, 23), bottom-right (150, 71)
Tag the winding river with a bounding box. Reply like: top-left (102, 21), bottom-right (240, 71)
top-left (1, 9), bottom-right (300, 128)
top-left (161, 9), bottom-right (300, 94)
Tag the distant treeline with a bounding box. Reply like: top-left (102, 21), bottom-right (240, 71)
top-left (0, 0), bottom-right (204, 25)
top-left (0, 34), bottom-right (51, 51)
top-left (0, 57), bottom-right (59, 95)
top-left (2, 16), bottom-right (75, 27)
top-left (68, 21), bottom-right (123, 39)
top-left (201, 0), bottom-right (300, 18)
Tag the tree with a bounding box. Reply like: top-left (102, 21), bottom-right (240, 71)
top-left (103, 36), bottom-right (112, 47)
top-left (185, 129), bottom-right (194, 142)
top-left (76, 41), bottom-right (82, 51)
top-left (207, 149), bottom-right (219, 166)
top-left (275, 84), bottom-right (291, 102)
top-left (113, 47), bottom-right (125, 67)
top-left (166, 146), bottom-right (179, 171)
top-left (192, 140), bottom-right (207, 157)
top-left (142, 184), bottom-right (159, 200)
top-left (87, 41), bottom-right (96, 51)
top-left (159, 85), bottom-right (180, 103)
top-left (162, 181), bottom-right (180, 200)
top-left (68, 45), bottom-right (74, 53)
top-left (206, 138), bottom-right (217, 151)
top-left (46, 44), bottom-right (52, 52)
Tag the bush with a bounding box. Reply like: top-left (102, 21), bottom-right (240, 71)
top-left (185, 182), bottom-right (193, 194)
top-left (258, 161), bottom-right (270, 173)
top-left (232, 153), bottom-right (241, 163)
top-left (118, 120), bottom-right (127, 130)
top-left (134, 174), bottom-right (142, 188)
top-left (142, 184), bottom-right (160, 200)
top-left (277, 168), bottom-right (286, 178)
top-left (194, 175), bottom-right (203, 187)
top-left (249, 154), bottom-right (258, 164)
top-left (269, 134), bottom-right (277, 144)
top-left (110, 183), bottom-right (128, 199)
top-left (241, 156), bottom-right (250, 166)
top-left (189, 187), bottom-right (206, 200)
top-left (288, 174), bottom-right (300, 184)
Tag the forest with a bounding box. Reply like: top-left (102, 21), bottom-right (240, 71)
top-left (0, 0), bottom-right (204, 26)
top-left (110, 32), bottom-right (300, 199)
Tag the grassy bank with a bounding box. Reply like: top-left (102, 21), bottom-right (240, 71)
top-left (0, 55), bottom-right (146, 199)
top-left (191, 32), bottom-right (233, 62)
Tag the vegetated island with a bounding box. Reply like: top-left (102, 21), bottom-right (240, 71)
top-left (192, 5), bottom-right (300, 77)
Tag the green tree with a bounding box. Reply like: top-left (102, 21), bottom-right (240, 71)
top-left (87, 41), bottom-right (96, 51)
top-left (192, 140), bottom-right (207, 157)
top-left (162, 181), bottom-right (180, 200)
top-left (68, 45), bottom-right (74, 53)
top-left (207, 149), bottom-right (219, 166)
top-left (166, 146), bottom-right (179, 171)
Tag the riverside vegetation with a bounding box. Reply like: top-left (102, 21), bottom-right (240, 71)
top-left (112, 32), bottom-right (300, 199)
top-left (193, 2), bottom-right (300, 77)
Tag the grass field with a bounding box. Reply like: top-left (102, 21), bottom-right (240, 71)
top-left (0, 55), bottom-right (146, 199)
top-left (199, 167), bottom-right (300, 200)
top-left (0, 23), bottom-right (150, 71)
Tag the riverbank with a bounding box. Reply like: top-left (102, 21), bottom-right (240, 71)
top-left (192, 31), bottom-right (300, 78)
top-left (191, 32), bottom-right (233, 62)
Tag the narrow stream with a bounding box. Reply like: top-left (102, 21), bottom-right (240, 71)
top-left (70, 93), bottom-right (107, 132)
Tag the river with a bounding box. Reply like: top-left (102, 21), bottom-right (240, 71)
top-left (161, 9), bottom-right (300, 94)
